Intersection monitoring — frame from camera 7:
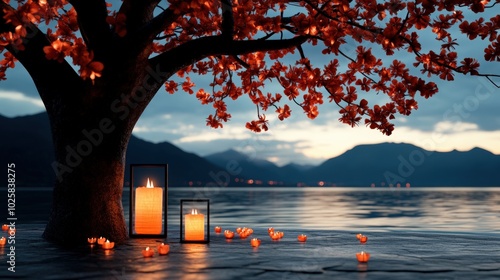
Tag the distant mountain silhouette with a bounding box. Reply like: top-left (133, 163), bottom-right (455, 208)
top-left (204, 149), bottom-right (312, 184)
top-left (1, 112), bottom-right (228, 187)
top-left (2, 112), bottom-right (500, 187)
top-left (206, 143), bottom-right (500, 187)
top-left (305, 143), bottom-right (500, 186)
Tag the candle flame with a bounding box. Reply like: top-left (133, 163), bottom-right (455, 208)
top-left (191, 209), bottom-right (198, 215)
top-left (145, 247), bottom-right (150, 250)
top-left (146, 178), bottom-right (154, 188)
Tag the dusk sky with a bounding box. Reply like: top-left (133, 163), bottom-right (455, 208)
top-left (1, 4), bottom-right (499, 166)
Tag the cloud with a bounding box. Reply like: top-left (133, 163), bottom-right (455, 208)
top-left (0, 90), bottom-right (45, 116)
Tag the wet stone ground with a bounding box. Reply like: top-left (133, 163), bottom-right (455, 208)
top-left (0, 224), bottom-right (499, 280)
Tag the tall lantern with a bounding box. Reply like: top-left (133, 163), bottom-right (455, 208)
top-left (130, 164), bottom-right (168, 238)
top-left (180, 199), bottom-right (210, 243)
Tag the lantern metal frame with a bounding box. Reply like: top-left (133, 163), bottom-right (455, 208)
top-left (180, 199), bottom-right (210, 244)
top-left (129, 164), bottom-right (168, 238)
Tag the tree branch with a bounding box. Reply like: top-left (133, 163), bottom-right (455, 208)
top-left (136, 6), bottom-right (178, 43)
top-left (221, 0), bottom-right (234, 40)
top-left (119, 0), bottom-right (161, 33)
top-left (149, 35), bottom-right (308, 82)
top-left (68, 0), bottom-right (112, 61)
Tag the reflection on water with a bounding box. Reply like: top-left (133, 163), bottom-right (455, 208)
top-left (10, 187), bottom-right (500, 233)
top-left (165, 187), bottom-right (500, 233)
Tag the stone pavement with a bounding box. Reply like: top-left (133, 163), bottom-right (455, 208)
top-left (0, 224), bottom-right (499, 279)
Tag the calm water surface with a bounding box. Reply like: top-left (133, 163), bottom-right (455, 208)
top-left (13, 187), bottom-right (500, 234)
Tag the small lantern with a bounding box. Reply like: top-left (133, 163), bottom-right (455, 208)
top-left (129, 164), bottom-right (168, 238)
top-left (180, 199), bottom-right (210, 243)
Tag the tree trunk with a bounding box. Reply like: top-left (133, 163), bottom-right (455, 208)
top-left (42, 105), bottom-right (137, 247)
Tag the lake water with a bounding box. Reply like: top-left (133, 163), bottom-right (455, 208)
top-left (13, 187), bottom-right (500, 234)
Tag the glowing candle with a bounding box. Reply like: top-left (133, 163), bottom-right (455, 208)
top-left (135, 178), bottom-right (163, 234)
top-left (270, 232), bottom-right (280, 240)
top-left (157, 243), bottom-right (170, 255)
top-left (356, 233), bottom-right (363, 240)
top-left (97, 236), bottom-right (106, 245)
top-left (184, 209), bottom-right (205, 241)
top-left (0, 237), bottom-right (6, 246)
top-left (359, 235), bottom-right (368, 244)
top-left (87, 237), bottom-right (97, 244)
top-left (102, 240), bottom-right (115, 250)
top-left (142, 247), bottom-right (154, 257)
top-left (250, 238), bottom-right (261, 247)
top-left (214, 226), bottom-right (222, 233)
top-left (356, 251), bottom-right (370, 263)
top-left (297, 234), bottom-right (307, 242)
top-left (1, 224), bottom-right (8, 231)
top-left (224, 230), bottom-right (234, 239)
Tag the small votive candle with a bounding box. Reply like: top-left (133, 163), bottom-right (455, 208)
top-left (0, 237), bottom-right (6, 246)
top-left (250, 238), bottom-right (261, 247)
top-left (359, 235), bottom-right (368, 244)
top-left (268, 227), bottom-right (274, 233)
top-left (224, 230), bottom-right (234, 239)
top-left (236, 227), bottom-right (242, 234)
top-left (214, 226), bottom-right (222, 233)
top-left (142, 247), bottom-right (154, 257)
top-left (270, 232), bottom-right (280, 240)
top-left (157, 243), bottom-right (170, 255)
top-left (356, 233), bottom-right (363, 240)
top-left (87, 237), bottom-right (97, 244)
top-left (1, 224), bottom-right (8, 231)
top-left (356, 251), bottom-right (370, 263)
top-left (297, 234), bottom-right (307, 242)
top-left (97, 236), bottom-right (106, 245)
top-left (102, 240), bottom-right (115, 250)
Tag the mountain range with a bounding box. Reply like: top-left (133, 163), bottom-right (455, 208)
top-left (2, 112), bottom-right (499, 187)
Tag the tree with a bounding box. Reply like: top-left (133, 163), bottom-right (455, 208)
top-left (1, 0), bottom-right (499, 246)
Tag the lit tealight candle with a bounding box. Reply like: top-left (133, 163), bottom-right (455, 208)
top-left (142, 246), bottom-right (154, 257)
top-left (157, 243), bottom-right (170, 255)
top-left (356, 233), bottom-right (363, 240)
top-left (224, 230), bottom-right (234, 239)
top-left (214, 226), bottom-right (222, 234)
top-left (97, 237), bottom-right (106, 245)
top-left (359, 235), bottom-right (368, 244)
top-left (250, 238), bottom-right (261, 247)
top-left (268, 227), bottom-right (274, 233)
top-left (356, 251), bottom-right (370, 263)
top-left (0, 237), bottom-right (6, 246)
top-left (184, 209), bottom-right (205, 241)
top-left (87, 237), bottom-right (97, 244)
top-left (270, 232), bottom-right (280, 240)
top-left (1, 224), bottom-right (8, 231)
top-left (236, 227), bottom-right (242, 234)
top-left (102, 240), bottom-right (115, 250)
top-left (297, 234), bottom-right (307, 242)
